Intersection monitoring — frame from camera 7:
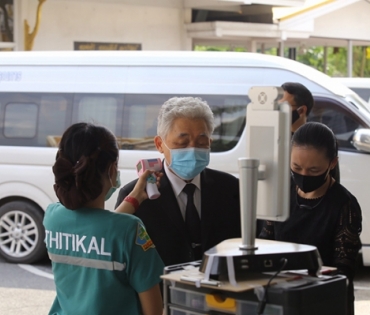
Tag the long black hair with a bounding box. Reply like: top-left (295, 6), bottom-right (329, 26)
top-left (53, 123), bottom-right (118, 209)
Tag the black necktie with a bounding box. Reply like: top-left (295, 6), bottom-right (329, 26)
top-left (183, 184), bottom-right (201, 251)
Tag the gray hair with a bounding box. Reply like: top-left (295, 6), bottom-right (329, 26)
top-left (157, 97), bottom-right (215, 138)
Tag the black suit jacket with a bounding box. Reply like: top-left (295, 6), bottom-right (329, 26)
top-left (116, 167), bottom-right (241, 266)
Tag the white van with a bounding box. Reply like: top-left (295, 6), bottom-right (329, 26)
top-left (1, 51), bottom-right (370, 265)
top-left (332, 77), bottom-right (370, 104)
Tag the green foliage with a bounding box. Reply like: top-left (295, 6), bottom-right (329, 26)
top-left (195, 45), bottom-right (247, 52)
top-left (195, 46), bottom-right (233, 52)
top-left (194, 45), bottom-right (370, 77)
top-left (295, 46), bottom-right (370, 77)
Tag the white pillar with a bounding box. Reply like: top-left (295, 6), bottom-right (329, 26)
top-left (347, 39), bottom-right (353, 77)
top-left (250, 40), bottom-right (257, 53)
top-left (279, 31), bottom-right (287, 57)
top-left (260, 43), bottom-right (265, 54)
top-left (279, 41), bottom-right (285, 57)
top-left (182, 8), bottom-right (192, 51)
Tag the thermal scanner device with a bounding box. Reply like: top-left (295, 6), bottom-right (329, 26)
top-left (136, 158), bottom-right (162, 199)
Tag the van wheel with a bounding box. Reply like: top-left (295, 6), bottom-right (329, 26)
top-left (0, 201), bottom-right (47, 264)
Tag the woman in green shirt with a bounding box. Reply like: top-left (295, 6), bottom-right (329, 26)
top-left (44, 122), bottom-right (164, 315)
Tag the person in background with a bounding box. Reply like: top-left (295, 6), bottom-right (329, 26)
top-left (115, 97), bottom-right (241, 266)
top-left (43, 122), bottom-right (164, 315)
top-left (260, 122), bottom-right (362, 315)
top-left (280, 82), bottom-right (314, 133)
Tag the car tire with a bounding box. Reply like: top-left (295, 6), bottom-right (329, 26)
top-left (0, 201), bottom-right (47, 264)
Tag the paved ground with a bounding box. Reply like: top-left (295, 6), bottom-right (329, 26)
top-left (0, 260), bottom-right (55, 315)
top-left (0, 288), bottom-right (55, 315)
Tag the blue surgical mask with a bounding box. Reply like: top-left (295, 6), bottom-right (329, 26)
top-left (105, 169), bottom-right (121, 201)
top-left (163, 142), bottom-right (210, 180)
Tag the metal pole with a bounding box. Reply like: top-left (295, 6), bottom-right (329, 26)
top-left (238, 158), bottom-right (259, 250)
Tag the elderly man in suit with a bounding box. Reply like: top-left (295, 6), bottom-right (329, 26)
top-left (115, 97), bottom-right (241, 266)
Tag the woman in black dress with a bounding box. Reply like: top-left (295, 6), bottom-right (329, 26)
top-left (260, 122), bottom-right (362, 315)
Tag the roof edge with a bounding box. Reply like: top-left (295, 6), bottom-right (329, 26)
top-left (278, 0), bottom-right (334, 21)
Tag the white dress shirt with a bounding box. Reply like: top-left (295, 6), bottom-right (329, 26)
top-left (164, 161), bottom-right (201, 220)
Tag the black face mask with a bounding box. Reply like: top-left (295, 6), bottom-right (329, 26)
top-left (291, 108), bottom-right (300, 125)
top-left (291, 169), bottom-right (329, 193)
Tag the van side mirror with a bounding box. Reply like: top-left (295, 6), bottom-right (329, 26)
top-left (352, 129), bottom-right (370, 153)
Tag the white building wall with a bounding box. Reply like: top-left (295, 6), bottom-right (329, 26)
top-left (19, 0), bottom-right (189, 51)
top-left (312, 1), bottom-right (370, 41)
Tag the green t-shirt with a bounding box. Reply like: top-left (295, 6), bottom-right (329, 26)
top-left (43, 203), bottom-right (164, 315)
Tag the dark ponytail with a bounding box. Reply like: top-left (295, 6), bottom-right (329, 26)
top-left (292, 122), bottom-right (339, 180)
top-left (53, 123), bottom-right (118, 210)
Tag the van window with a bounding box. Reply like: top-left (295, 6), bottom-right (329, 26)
top-left (0, 93), bottom-right (73, 147)
top-left (0, 92), bottom-right (248, 150)
top-left (123, 94), bottom-right (165, 150)
top-left (351, 88), bottom-right (370, 103)
top-left (203, 95), bottom-right (248, 152)
top-left (124, 94), bottom-right (249, 152)
top-left (4, 103), bottom-right (38, 138)
top-left (73, 94), bottom-right (123, 135)
top-left (40, 95), bottom-right (71, 147)
top-left (308, 97), bottom-right (364, 151)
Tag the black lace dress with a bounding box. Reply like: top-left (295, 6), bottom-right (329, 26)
top-left (259, 179), bottom-right (362, 315)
